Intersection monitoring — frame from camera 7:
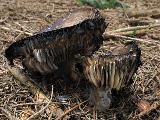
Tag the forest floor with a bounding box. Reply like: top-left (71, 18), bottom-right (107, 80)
top-left (0, 0), bottom-right (159, 120)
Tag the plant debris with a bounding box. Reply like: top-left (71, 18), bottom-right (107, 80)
top-left (0, 0), bottom-right (159, 120)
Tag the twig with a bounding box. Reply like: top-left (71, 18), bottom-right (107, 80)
top-left (0, 107), bottom-right (19, 120)
top-left (0, 26), bottom-right (33, 36)
top-left (125, 19), bottom-right (158, 26)
top-left (12, 102), bottom-right (47, 107)
top-left (56, 100), bottom-right (87, 120)
top-left (104, 33), bottom-right (160, 46)
top-left (14, 32), bottom-right (27, 41)
top-left (126, 9), bottom-right (160, 18)
top-left (27, 85), bottom-right (54, 120)
top-left (112, 29), bottom-right (148, 36)
top-left (109, 24), bottom-right (160, 33)
top-left (12, 102), bottom-right (60, 109)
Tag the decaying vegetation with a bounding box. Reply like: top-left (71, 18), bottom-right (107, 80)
top-left (0, 0), bottom-right (159, 119)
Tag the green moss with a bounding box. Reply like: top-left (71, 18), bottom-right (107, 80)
top-left (77, 0), bottom-right (129, 9)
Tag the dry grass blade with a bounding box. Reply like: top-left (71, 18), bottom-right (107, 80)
top-left (109, 24), bottom-right (160, 33)
top-left (104, 33), bottom-right (160, 47)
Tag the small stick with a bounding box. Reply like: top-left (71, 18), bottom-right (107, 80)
top-left (55, 100), bottom-right (87, 120)
top-left (125, 19), bottom-right (160, 26)
top-left (126, 9), bottom-right (160, 18)
top-left (11, 102), bottom-right (48, 107)
top-left (14, 32), bottom-right (27, 41)
top-left (104, 33), bottom-right (160, 46)
top-left (112, 29), bottom-right (148, 36)
top-left (26, 86), bottom-right (54, 120)
top-left (109, 24), bottom-right (160, 33)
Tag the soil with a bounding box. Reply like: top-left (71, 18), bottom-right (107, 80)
top-left (0, 0), bottom-right (159, 120)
